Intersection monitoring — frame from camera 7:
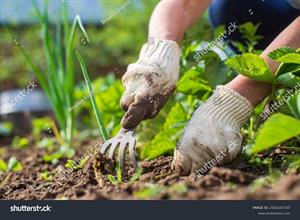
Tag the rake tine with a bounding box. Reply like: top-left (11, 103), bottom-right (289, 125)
top-left (128, 138), bottom-right (137, 168)
top-left (100, 140), bottom-right (111, 154)
top-left (118, 141), bottom-right (127, 171)
top-left (108, 141), bottom-right (119, 159)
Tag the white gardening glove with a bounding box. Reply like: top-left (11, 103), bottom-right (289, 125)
top-left (120, 39), bottom-right (180, 129)
top-left (172, 86), bottom-right (253, 176)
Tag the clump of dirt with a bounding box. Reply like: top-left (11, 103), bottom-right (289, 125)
top-left (1, 142), bottom-right (300, 200)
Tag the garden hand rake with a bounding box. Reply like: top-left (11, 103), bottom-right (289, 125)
top-left (100, 128), bottom-right (137, 171)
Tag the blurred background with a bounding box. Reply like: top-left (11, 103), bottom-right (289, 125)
top-left (0, 0), bottom-right (213, 158)
top-left (0, 0), bottom-right (157, 89)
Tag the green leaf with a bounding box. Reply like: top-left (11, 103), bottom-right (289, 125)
top-left (251, 113), bottom-right (300, 154)
top-left (275, 63), bottom-right (300, 76)
top-left (239, 22), bottom-right (263, 43)
top-left (298, 92), bottom-right (300, 115)
top-left (0, 122), bottom-right (13, 136)
top-left (40, 170), bottom-right (52, 181)
top-left (134, 185), bottom-right (165, 199)
top-left (76, 51), bottom-right (109, 141)
top-left (129, 167), bottom-right (143, 183)
top-left (177, 68), bottom-right (211, 94)
top-left (276, 72), bottom-right (300, 88)
top-left (7, 157), bottom-right (22, 172)
top-left (43, 146), bottom-right (75, 163)
top-left (12, 136), bottom-right (29, 149)
top-left (116, 162), bottom-right (122, 183)
top-left (203, 52), bottom-right (229, 88)
top-left (276, 53), bottom-right (300, 64)
top-left (286, 91), bottom-right (300, 119)
top-left (225, 53), bottom-right (274, 83)
top-left (0, 159), bottom-right (8, 171)
top-left (107, 174), bottom-right (119, 186)
top-left (141, 103), bottom-right (189, 160)
top-left (268, 47), bottom-right (296, 60)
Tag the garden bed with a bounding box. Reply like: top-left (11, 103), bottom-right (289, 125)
top-left (1, 139), bottom-right (300, 200)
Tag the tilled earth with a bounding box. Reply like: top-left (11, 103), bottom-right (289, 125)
top-left (1, 139), bottom-right (300, 200)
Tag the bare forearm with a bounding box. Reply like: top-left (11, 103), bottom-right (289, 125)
top-left (261, 16), bottom-right (300, 72)
top-left (148, 0), bottom-right (211, 42)
top-left (227, 16), bottom-right (300, 106)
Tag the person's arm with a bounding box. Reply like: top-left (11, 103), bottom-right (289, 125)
top-left (227, 16), bottom-right (300, 106)
top-left (148, 0), bottom-right (211, 42)
top-left (120, 0), bottom-right (211, 129)
top-left (173, 16), bottom-right (300, 175)
top-left (261, 16), bottom-right (300, 72)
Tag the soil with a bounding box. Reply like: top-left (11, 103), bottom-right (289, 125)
top-left (1, 139), bottom-right (300, 200)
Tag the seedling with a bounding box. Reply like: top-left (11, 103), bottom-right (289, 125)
top-left (12, 136), bottom-right (29, 149)
top-left (40, 170), bottom-right (53, 181)
top-left (0, 157), bottom-right (22, 172)
top-left (129, 167), bottom-right (143, 183)
top-left (65, 155), bottom-right (89, 171)
top-left (43, 145), bottom-right (75, 164)
top-left (0, 122), bottom-right (13, 136)
top-left (107, 162), bottom-right (123, 186)
top-left (249, 170), bottom-right (281, 192)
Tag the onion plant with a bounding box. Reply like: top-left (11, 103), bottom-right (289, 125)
top-left (75, 51), bottom-right (109, 141)
top-left (17, 0), bottom-right (89, 147)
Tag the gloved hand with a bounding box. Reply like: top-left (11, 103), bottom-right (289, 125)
top-left (120, 39), bottom-right (180, 129)
top-left (172, 86), bottom-right (253, 176)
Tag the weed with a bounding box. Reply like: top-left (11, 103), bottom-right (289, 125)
top-left (65, 155), bottom-right (89, 171)
top-left (40, 170), bottom-right (53, 181)
top-left (0, 157), bottom-right (22, 172)
top-left (0, 122), bottom-right (13, 136)
top-left (12, 136), bottom-right (29, 149)
top-left (107, 162), bottom-right (122, 186)
top-left (249, 170), bottom-right (282, 192)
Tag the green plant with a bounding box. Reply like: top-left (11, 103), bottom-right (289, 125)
top-left (226, 47), bottom-right (300, 154)
top-left (107, 164), bottom-right (142, 185)
top-left (141, 101), bottom-right (194, 160)
top-left (232, 22), bottom-right (263, 53)
top-left (64, 155), bottom-right (89, 171)
top-left (0, 157), bottom-right (22, 172)
top-left (107, 162), bottom-right (123, 185)
top-left (40, 170), bottom-right (53, 181)
top-left (249, 170), bottom-right (281, 192)
top-left (75, 51), bottom-right (108, 141)
top-left (129, 167), bottom-right (143, 183)
top-left (133, 183), bottom-right (187, 199)
top-left (32, 117), bottom-right (53, 140)
top-left (0, 122), bottom-right (13, 136)
top-left (133, 184), bottom-right (165, 199)
top-left (43, 145), bottom-right (75, 164)
top-left (12, 136), bottom-right (29, 149)
top-left (15, 0), bottom-right (89, 147)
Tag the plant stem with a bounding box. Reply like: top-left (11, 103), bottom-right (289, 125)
top-left (75, 51), bottom-right (109, 141)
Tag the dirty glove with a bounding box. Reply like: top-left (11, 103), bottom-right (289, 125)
top-left (120, 39), bottom-right (180, 129)
top-left (172, 86), bottom-right (253, 176)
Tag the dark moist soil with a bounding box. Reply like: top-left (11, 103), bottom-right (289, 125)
top-left (1, 141), bottom-right (300, 200)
